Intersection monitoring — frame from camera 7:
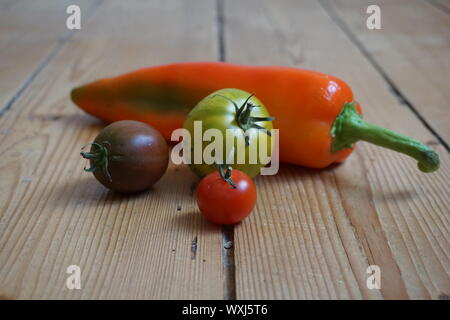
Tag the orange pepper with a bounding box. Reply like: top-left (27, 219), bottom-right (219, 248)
top-left (71, 62), bottom-right (439, 172)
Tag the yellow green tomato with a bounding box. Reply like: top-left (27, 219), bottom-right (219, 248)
top-left (183, 88), bottom-right (274, 178)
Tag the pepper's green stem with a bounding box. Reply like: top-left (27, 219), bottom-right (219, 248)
top-left (331, 102), bottom-right (440, 173)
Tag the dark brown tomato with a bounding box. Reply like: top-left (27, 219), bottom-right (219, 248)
top-left (82, 120), bottom-right (169, 193)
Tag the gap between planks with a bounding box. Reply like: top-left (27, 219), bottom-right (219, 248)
top-left (0, 0), bottom-right (104, 118)
top-left (216, 0), bottom-right (237, 300)
top-left (318, 0), bottom-right (449, 152)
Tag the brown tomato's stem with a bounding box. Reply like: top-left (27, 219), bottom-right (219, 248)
top-left (80, 142), bottom-right (113, 182)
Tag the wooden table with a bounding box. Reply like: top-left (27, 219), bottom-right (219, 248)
top-left (0, 0), bottom-right (448, 300)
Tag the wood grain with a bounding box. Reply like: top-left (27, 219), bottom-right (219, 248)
top-left (323, 0), bottom-right (450, 145)
top-left (0, 0), bottom-right (96, 114)
top-left (0, 0), bottom-right (448, 300)
top-left (0, 0), bottom-right (222, 299)
top-left (224, 0), bottom-right (449, 299)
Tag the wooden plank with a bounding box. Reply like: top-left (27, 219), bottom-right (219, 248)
top-left (224, 0), bottom-right (450, 299)
top-left (0, 0), bottom-right (96, 113)
top-left (323, 0), bottom-right (450, 145)
top-left (0, 0), bottom-right (222, 299)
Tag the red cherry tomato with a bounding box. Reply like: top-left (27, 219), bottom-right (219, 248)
top-left (196, 168), bottom-right (257, 225)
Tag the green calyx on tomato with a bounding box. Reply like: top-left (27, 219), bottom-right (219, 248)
top-left (184, 88), bottom-right (275, 178)
top-left (213, 93), bottom-right (274, 146)
top-left (81, 142), bottom-right (112, 182)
